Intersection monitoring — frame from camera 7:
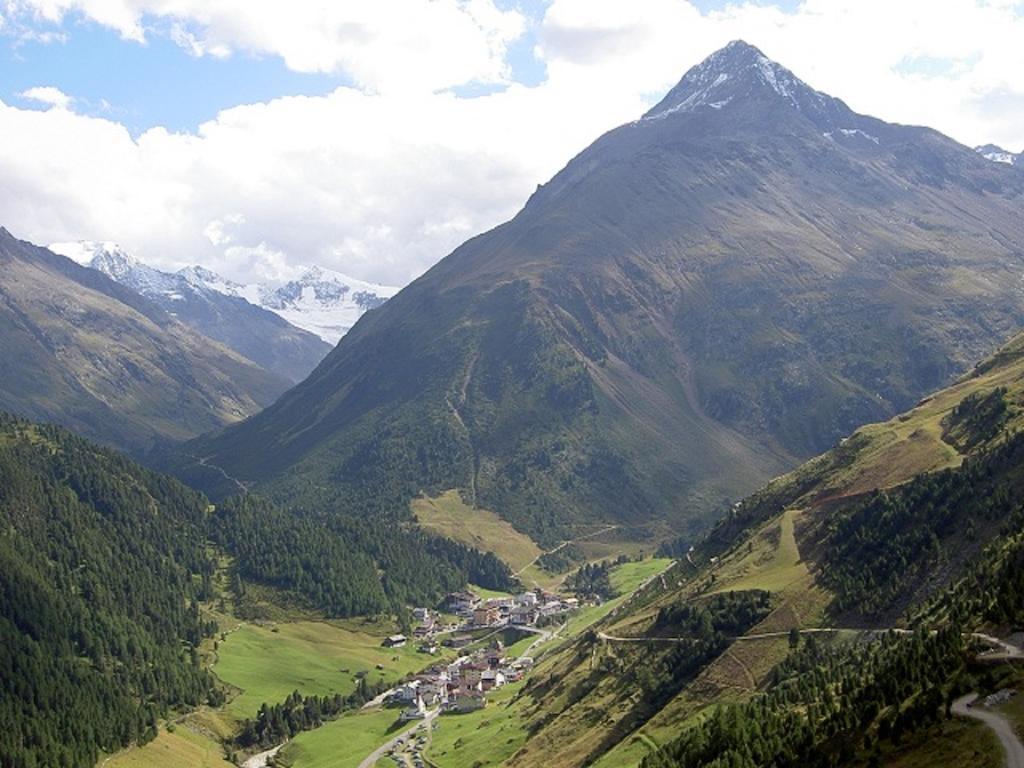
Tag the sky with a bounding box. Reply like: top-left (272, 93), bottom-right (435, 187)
top-left (1, 0), bottom-right (1023, 287)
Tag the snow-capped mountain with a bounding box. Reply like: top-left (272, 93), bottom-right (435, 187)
top-left (180, 264), bottom-right (398, 345)
top-left (641, 40), bottom-right (851, 128)
top-left (975, 144), bottom-right (1020, 166)
top-left (48, 241), bottom-right (331, 383)
top-left (51, 241), bottom-right (189, 298)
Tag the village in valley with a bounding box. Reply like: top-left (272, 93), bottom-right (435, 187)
top-left (358, 585), bottom-right (590, 767)
top-left (380, 587), bottom-right (581, 722)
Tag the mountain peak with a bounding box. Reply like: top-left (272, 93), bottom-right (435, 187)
top-left (642, 40), bottom-right (843, 125)
top-left (975, 144), bottom-right (1020, 166)
top-left (49, 240), bottom-right (135, 270)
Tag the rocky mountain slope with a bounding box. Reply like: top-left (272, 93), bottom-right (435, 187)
top-left (180, 263), bottom-right (397, 345)
top-left (178, 41), bottom-right (1024, 544)
top-left (50, 241), bottom-right (331, 383)
top-left (0, 228), bottom-right (290, 453)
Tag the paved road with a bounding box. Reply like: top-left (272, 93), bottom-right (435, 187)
top-left (953, 693), bottom-right (1024, 768)
top-left (516, 624), bottom-right (555, 657)
top-left (357, 709), bottom-right (439, 768)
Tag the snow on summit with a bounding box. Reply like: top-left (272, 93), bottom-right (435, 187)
top-left (182, 263), bottom-right (398, 345)
top-left (49, 240), bottom-right (397, 344)
top-left (641, 40), bottom-right (843, 126)
top-left (975, 144), bottom-right (1020, 166)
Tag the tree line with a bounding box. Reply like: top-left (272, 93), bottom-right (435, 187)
top-left (234, 677), bottom-right (388, 752)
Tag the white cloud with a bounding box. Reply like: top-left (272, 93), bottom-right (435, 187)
top-left (538, 0), bottom-right (1024, 151)
top-left (20, 85), bottom-right (72, 108)
top-left (1, 1), bottom-right (1024, 288)
top-left (0, 80), bottom-right (632, 284)
top-left (5, 0), bottom-right (526, 93)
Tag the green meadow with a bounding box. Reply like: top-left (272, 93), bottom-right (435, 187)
top-left (277, 708), bottom-right (404, 768)
top-left (214, 619), bottom-right (451, 720)
top-left (427, 682), bottom-right (529, 768)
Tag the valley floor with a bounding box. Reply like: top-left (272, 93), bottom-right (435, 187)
top-left (101, 557), bottom-right (674, 768)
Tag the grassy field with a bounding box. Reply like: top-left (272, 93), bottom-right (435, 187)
top-left (428, 682), bottom-right (530, 768)
top-left (278, 708), bottom-right (403, 768)
top-left (214, 619), bottom-right (449, 720)
top-left (710, 509), bottom-right (807, 594)
top-left (881, 717), bottom-right (1001, 767)
top-left (558, 558), bottom-right (674, 641)
top-left (470, 583), bottom-right (518, 600)
top-left (758, 335), bottom-right (1024, 513)
top-left (515, 562), bottom-right (565, 591)
top-left (412, 490), bottom-right (543, 573)
top-left (611, 558), bottom-right (675, 594)
top-left (503, 630), bottom-right (537, 659)
top-left (103, 723), bottom-right (233, 768)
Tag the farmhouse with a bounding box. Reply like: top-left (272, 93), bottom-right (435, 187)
top-left (445, 590), bottom-right (481, 614)
top-left (473, 605), bottom-right (500, 627)
top-left (383, 634), bottom-right (407, 648)
top-left (481, 669), bottom-right (506, 691)
top-left (510, 605), bottom-right (536, 625)
top-left (445, 691), bottom-right (486, 713)
top-left (400, 695), bottom-right (427, 721)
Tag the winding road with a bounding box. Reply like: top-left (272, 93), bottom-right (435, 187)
top-left (357, 709), bottom-right (440, 768)
top-left (953, 693), bottom-right (1024, 768)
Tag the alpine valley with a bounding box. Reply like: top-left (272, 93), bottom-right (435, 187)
top-left (5, 38), bottom-right (1024, 768)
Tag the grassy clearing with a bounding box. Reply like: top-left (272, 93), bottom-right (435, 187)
top-left (588, 705), bottom-right (714, 768)
top-left (503, 631), bottom-right (536, 659)
top-left (516, 563), bottom-right (564, 591)
top-left (214, 619), bottom-right (450, 720)
top-left (102, 724), bottom-right (233, 768)
top-left (558, 559), bottom-right (674, 641)
top-left (611, 558), bottom-right (674, 594)
top-left (711, 509), bottom-right (807, 595)
top-left (412, 490), bottom-right (543, 573)
top-left (880, 717), bottom-right (1001, 767)
top-left (470, 583), bottom-right (517, 600)
top-left (428, 682), bottom-right (529, 768)
top-left (277, 708), bottom-right (403, 768)
top-left (576, 537), bottom-right (652, 563)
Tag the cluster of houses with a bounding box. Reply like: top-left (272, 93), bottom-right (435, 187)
top-left (376, 587), bottom-right (587, 722)
top-left (387, 639), bottom-right (533, 720)
top-left (442, 589), bottom-right (579, 629)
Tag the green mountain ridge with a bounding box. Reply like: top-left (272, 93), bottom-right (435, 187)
top-left (0, 413), bottom-right (220, 768)
top-left (177, 41), bottom-right (1024, 545)
top-left (503, 330), bottom-right (1024, 768)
